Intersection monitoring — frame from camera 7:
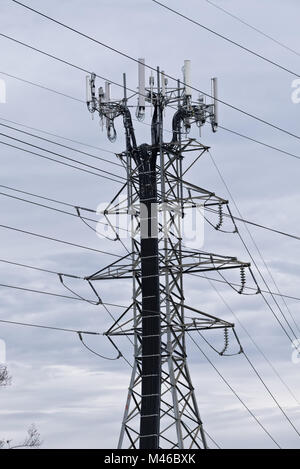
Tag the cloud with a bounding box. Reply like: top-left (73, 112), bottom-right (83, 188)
top-left (0, 0), bottom-right (299, 449)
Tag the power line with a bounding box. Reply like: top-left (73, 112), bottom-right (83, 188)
top-left (3, 181), bottom-right (299, 244)
top-left (0, 318), bottom-right (100, 335)
top-left (208, 151), bottom-right (300, 344)
top-left (0, 258), bottom-right (81, 279)
top-left (0, 282), bottom-right (125, 309)
top-left (0, 31), bottom-right (128, 94)
top-left (0, 30), bottom-right (168, 141)
top-left (8, 181), bottom-right (291, 260)
top-left (0, 190), bottom-right (98, 223)
top-left (259, 262), bottom-right (300, 335)
top-left (81, 55), bottom-right (285, 447)
top-left (188, 272), bottom-right (300, 303)
top-left (204, 0), bottom-right (300, 58)
top-left (4, 59), bottom-right (300, 170)
top-left (2, 206), bottom-right (299, 304)
top-left (0, 251), bottom-right (137, 362)
top-left (204, 273), bottom-right (300, 406)
top-left (0, 190), bottom-right (110, 235)
top-left (152, 0), bottom-right (300, 78)
top-left (0, 131), bottom-right (126, 182)
top-left (4, 6), bottom-right (298, 442)
top-left (0, 258), bottom-right (125, 308)
top-left (5, 176), bottom-right (300, 285)
top-left (0, 317), bottom-right (126, 362)
top-left (0, 116), bottom-right (117, 156)
top-left (4, 131), bottom-right (297, 429)
top-left (0, 69), bottom-right (84, 103)
top-left (78, 332), bottom-right (121, 361)
top-left (210, 158), bottom-right (300, 338)
top-left (187, 332), bottom-right (281, 448)
top-left (219, 125), bottom-right (300, 163)
top-left (0, 257), bottom-right (136, 313)
top-left (0, 223), bottom-right (121, 257)
top-left (3, 69), bottom-right (300, 166)
top-left (0, 31), bottom-right (90, 74)
top-left (7, 99), bottom-right (290, 352)
top-left (0, 259), bottom-right (134, 365)
top-left (3, 68), bottom-right (300, 167)
top-left (0, 273), bottom-right (135, 366)
top-left (0, 122), bottom-right (123, 168)
top-left (4, 168), bottom-right (300, 244)
top-left (243, 351), bottom-right (300, 438)
top-left (0, 282), bottom-right (96, 303)
top-left (205, 206), bottom-right (300, 241)
top-left (0, 183), bottom-right (93, 211)
top-left (212, 170), bottom-right (300, 336)
top-left (197, 328), bottom-right (300, 442)
top-left (0, 71), bottom-right (300, 203)
top-left (8, 2), bottom-right (300, 144)
top-left (0, 39), bottom-right (151, 123)
top-left (244, 219), bottom-right (300, 335)
top-left (209, 151), bottom-right (300, 341)
top-left (0, 70), bottom-right (172, 139)
top-left (0, 139), bottom-right (125, 185)
top-left (203, 430), bottom-right (221, 450)
top-left (0, 183), bottom-right (133, 238)
top-left (0, 190), bottom-right (130, 243)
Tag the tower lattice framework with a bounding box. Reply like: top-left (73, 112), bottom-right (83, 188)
top-left (85, 64), bottom-right (253, 449)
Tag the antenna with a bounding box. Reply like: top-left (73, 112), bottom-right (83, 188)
top-left (137, 58), bottom-right (146, 120)
top-left (161, 70), bottom-right (167, 97)
top-left (183, 59), bottom-right (192, 98)
top-left (98, 86), bottom-right (104, 104)
top-left (86, 76), bottom-right (92, 103)
top-left (211, 77), bottom-right (218, 132)
top-left (86, 73), bottom-right (96, 112)
top-left (85, 61), bottom-right (247, 450)
top-left (105, 81), bottom-right (111, 103)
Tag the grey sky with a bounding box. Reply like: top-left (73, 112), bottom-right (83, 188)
top-left (0, 0), bottom-right (300, 449)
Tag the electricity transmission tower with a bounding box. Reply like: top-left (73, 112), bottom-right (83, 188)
top-left (85, 60), bottom-right (254, 449)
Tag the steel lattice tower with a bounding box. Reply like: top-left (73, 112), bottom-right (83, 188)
top-left (85, 62), bottom-right (253, 449)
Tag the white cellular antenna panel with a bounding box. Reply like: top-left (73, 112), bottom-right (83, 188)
top-left (161, 71), bottom-right (166, 96)
top-left (105, 81), bottom-right (111, 103)
top-left (138, 58), bottom-right (146, 108)
top-left (86, 76), bottom-right (92, 102)
top-left (184, 60), bottom-right (192, 97)
top-left (98, 86), bottom-right (104, 102)
top-left (212, 77), bottom-right (218, 127)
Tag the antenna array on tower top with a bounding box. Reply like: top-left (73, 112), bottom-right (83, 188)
top-left (85, 59), bottom-right (254, 449)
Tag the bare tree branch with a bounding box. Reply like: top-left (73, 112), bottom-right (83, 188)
top-left (1, 425), bottom-right (42, 450)
top-left (0, 368), bottom-right (42, 449)
top-left (0, 365), bottom-right (11, 387)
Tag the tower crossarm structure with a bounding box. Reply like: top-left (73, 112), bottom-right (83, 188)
top-left (86, 251), bottom-right (250, 280)
top-left (85, 60), bottom-right (252, 449)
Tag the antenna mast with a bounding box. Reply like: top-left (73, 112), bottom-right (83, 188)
top-left (85, 60), bottom-right (252, 449)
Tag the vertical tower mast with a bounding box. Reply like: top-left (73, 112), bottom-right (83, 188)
top-left (85, 61), bottom-right (252, 448)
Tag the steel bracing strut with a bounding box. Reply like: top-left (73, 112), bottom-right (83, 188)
top-left (86, 66), bottom-right (252, 449)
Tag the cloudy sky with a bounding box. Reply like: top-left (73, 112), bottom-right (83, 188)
top-left (0, 0), bottom-right (300, 449)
